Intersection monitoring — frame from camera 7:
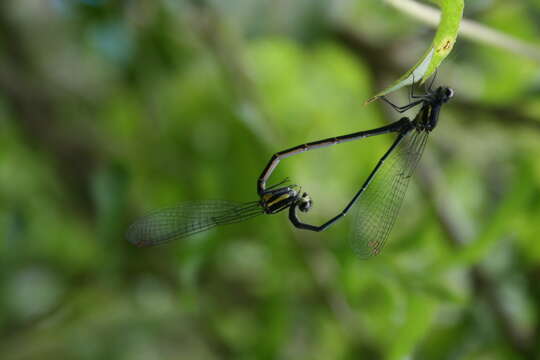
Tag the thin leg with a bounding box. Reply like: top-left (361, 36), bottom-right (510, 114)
top-left (409, 73), bottom-right (416, 101)
top-left (288, 129), bottom-right (410, 232)
top-left (382, 73), bottom-right (424, 112)
top-left (267, 177), bottom-right (291, 190)
top-left (410, 73), bottom-right (425, 99)
top-left (427, 69), bottom-right (438, 92)
top-left (257, 118), bottom-right (411, 195)
top-left (380, 96), bottom-right (423, 113)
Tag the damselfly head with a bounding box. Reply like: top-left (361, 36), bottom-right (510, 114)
top-left (297, 192), bottom-right (313, 213)
top-left (436, 86), bottom-right (454, 103)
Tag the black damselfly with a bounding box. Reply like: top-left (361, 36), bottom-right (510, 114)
top-left (127, 82), bottom-right (453, 255)
top-left (257, 83), bottom-right (454, 257)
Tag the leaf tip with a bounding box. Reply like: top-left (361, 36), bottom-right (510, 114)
top-left (364, 96), bottom-right (378, 105)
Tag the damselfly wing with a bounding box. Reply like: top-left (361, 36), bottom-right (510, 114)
top-left (126, 201), bottom-right (263, 247)
top-left (350, 128), bottom-right (429, 258)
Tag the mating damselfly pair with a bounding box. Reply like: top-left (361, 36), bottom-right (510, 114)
top-left (126, 82), bottom-right (454, 258)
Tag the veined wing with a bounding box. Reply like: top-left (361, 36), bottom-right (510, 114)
top-left (350, 129), bottom-right (429, 258)
top-left (126, 200), bottom-right (264, 247)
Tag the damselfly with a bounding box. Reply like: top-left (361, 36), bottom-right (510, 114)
top-left (127, 82), bottom-right (453, 255)
top-left (258, 83), bottom-right (454, 257)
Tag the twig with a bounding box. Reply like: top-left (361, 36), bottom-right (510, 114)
top-left (452, 100), bottom-right (540, 131)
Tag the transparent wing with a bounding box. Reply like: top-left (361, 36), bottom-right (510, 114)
top-left (126, 200), bottom-right (264, 247)
top-left (351, 129), bottom-right (429, 258)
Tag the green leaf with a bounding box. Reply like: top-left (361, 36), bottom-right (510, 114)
top-left (366, 0), bottom-right (464, 103)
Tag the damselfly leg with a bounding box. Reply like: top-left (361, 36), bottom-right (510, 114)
top-left (380, 97), bottom-right (423, 113)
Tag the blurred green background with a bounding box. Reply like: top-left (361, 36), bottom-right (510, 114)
top-left (1, 0), bottom-right (540, 359)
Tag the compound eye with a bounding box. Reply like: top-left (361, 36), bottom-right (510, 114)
top-left (299, 200), bottom-right (312, 212)
top-left (299, 193), bottom-right (313, 212)
top-left (444, 88), bottom-right (454, 99)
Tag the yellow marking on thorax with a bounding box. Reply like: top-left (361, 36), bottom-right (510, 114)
top-left (267, 193), bottom-right (291, 207)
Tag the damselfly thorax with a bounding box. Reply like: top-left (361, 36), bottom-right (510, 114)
top-left (259, 185), bottom-right (312, 214)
